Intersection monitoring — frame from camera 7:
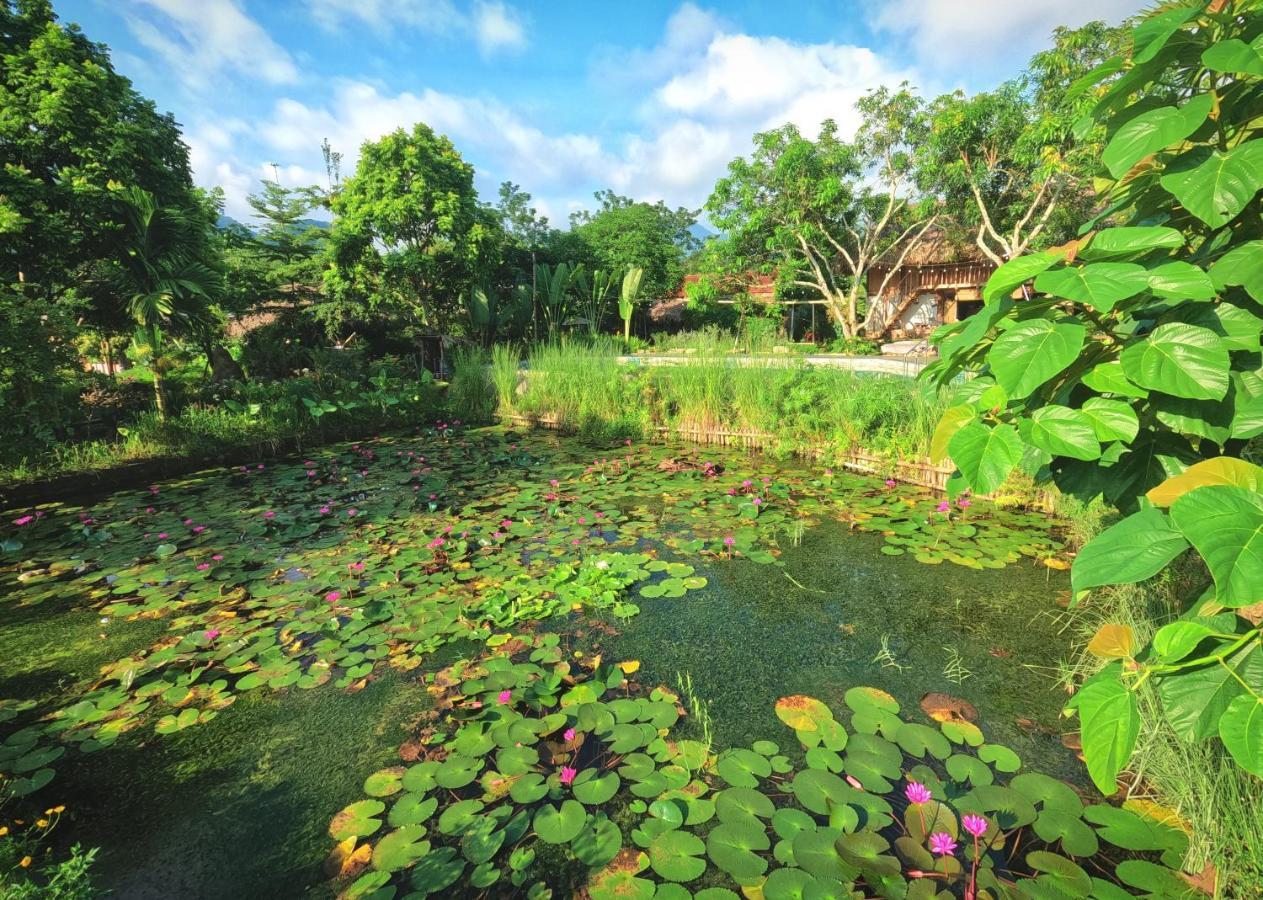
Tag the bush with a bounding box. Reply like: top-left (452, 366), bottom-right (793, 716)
top-left (825, 336), bottom-right (880, 355)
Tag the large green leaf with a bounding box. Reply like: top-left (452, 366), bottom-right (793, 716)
top-left (1081, 226), bottom-right (1183, 258)
top-left (1071, 506), bottom-right (1188, 595)
top-left (1210, 240), bottom-right (1263, 301)
top-left (1159, 140), bottom-right (1263, 228)
top-left (982, 252), bottom-right (1062, 303)
top-left (1069, 666), bottom-right (1139, 795)
top-left (1130, 5), bottom-right (1199, 63)
top-left (1119, 323), bottom-right (1229, 401)
top-left (1202, 38), bottom-right (1263, 77)
top-left (1081, 398), bottom-right (1139, 443)
top-left (1034, 263), bottom-right (1150, 312)
top-left (1146, 261), bottom-right (1215, 300)
top-left (1157, 641), bottom-right (1263, 741)
top-left (947, 422), bottom-right (1024, 495)
top-left (1082, 361), bottom-right (1147, 399)
top-left (1170, 485), bottom-right (1263, 607)
top-left (1219, 692), bottom-right (1263, 777)
top-left (989, 320), bottom-right (1086, 398)
top-left (1101, 94), bottom-right (1212, 178)
top-left (1023, 406), bottom-right (1101, 461)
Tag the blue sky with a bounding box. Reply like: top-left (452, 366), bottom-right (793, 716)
top-left (59, 0), bottom-right (1142, 225)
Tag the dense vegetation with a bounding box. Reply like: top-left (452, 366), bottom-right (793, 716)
top-left (4, 0), bottom-right (1263, 894)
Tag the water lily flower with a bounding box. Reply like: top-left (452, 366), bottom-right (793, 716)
top-left (578, 517), bottom-right (586, 524)
top-left (212, 554), bottom-right (224, 561)
top-left (204, 629), bottom-right (220, 641)
top-left (307, 470), bottom-right (316, 477)
top-left (559, 766), bottom-right (578, 786)
top-left (936, 500), bottom-right (951, 513)
top-left (349, 562), bottom-right (365, 572)
top-left (595, 559), bottom-right (609, 569)
top-left (497, 690), bottom-right (511, 705)
top-left (501, 519), bottom-right (512, 527)
top-left (196, 563), bottom-right (210, 571)
top-left (347, 509), bottom-right (358, 517)
top-left (325, 591), bottom-right (341, 603)
top-left (845, 774), bottom-right (864, 790)
top-left (193, 525), bottom-right (205, 533)
top-left (319, 506), bottom-right (331, 515)
top-left (564, 727), bottom-right (576, 741)
top-left (962, 814), bottom-right (988, 838)
top-left (183, 518), bottom-right (193, 525)
top-left (905, 781), bottom-right (932, 805)
top-left (157, 532), bottom-right (168, 539)
top-left (752, 497), bottom-right (763, 506)
top-left (742, 479), bottom-right (752, 487)
top-left (550, 479), bottom-right (559, 487)
top-left (957, 498), bottom-right (972, 509)
top-left (263, 510), bottom-right (275, 519)
top-left (928, 833), bottom-right (958, 856)
top-left (885, 479), bottom-right (896, 488)
top-left (12, 515), bottom-right (33, 526)
top-left (723, 536), bottom-right (735, 547)
top-left (428, 537), bottom-right (445, 549)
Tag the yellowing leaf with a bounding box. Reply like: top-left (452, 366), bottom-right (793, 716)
top-left (1087, 624), bottom-right (1136, 659)
top-left (1147, 457), bottom-right (1263, 506)
top-left (1124, 798), bottom-right (1191, 834)
top-left (617, 660), bottom-right (641, 674)
top-left (1042, 557), bottom-right (1071, 570)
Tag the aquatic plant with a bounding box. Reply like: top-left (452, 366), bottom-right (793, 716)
top-left (323, 635), bottom-right (1190, 898)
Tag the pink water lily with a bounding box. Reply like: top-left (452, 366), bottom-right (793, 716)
top-left (263, 510), bottom-right (275, 519)
top-left (957, 498), bottom-right (972, 509)
top-left (325, 591), bottom-right (341, 603)
top-left (928, 832), bottom-right (957, 856)
top-left (319, 505), bottom-right (331, 515)
top-left (885, 478), bottom-right (896, 487)
top-left (962, 814), bottom-right (988, 838)
top-left (196, 562), bottom-right (210, 571)
top-left (936, 500), bottom-right (951, 513)
top-left (723, 536), bottom-right (735, 547)
top-left (497, 690), bottom-right (512, 705)
top-left (204, 629), bottom-right (220, 641)
top-left (13, 515), bottom-right (34, 526)
top-left (563, 727), bottom-right (576, 742)
top-left (559, 766), bottom-right (578, 786)
top-left (905, 781), bottom-right (932, 805)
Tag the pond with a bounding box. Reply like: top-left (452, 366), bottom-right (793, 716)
top-left (0, 427), bottom-right (1190, 898)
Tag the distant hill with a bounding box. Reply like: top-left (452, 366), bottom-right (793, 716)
top-left (688, 222), bottom-right (714, 241)
top-left (216, 215), bottom-right (330, 233)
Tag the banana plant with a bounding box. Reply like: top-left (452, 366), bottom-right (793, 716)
top-left (464, 278), bottom-right (499, 346)
top-left (618, 266), bottom-right (645, 343)
top-left (535, 262), bottom-right (582, 340)
top-left (572, 267), bottom-right (617, 335)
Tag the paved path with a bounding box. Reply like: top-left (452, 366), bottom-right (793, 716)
top-left (614, 353), bottom-right (933, 377)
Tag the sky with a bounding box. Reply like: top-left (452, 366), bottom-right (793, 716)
top-left (58, 0), bottom-right (1144, 226)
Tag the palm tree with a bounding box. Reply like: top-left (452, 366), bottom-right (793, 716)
top-left (113, 187), bottom-right (221, 418)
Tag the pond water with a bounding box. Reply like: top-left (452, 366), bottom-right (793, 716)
top-left (0, 427), bottom-right (1135, 899)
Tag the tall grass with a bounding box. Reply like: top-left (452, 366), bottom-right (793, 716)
top-left (502, 342), bottom-right (945, 461)
top-left (1058, 574), bottom-right (1263, 894)
top-left (448, 346), bottom-right (495, 423)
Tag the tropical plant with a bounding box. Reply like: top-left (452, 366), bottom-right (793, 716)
top-left (112, 186), bottom-right (221, 419)
top-left (923, 0), bottom-right (1263, 797)
top-left (572, 267), bottom-right (617, 335)
top-left (619, 266), bottom-right (645, 343)
top-left (570, 189), bottom-right (698, 301)
top-left (535, 262), bottom-right (580, 339)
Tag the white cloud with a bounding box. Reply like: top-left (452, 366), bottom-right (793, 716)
top-left (472, 2), bottom-right (527, 56)
top-left (121, 0), bottom-right (299, 90)
top-left (869, 0), bottom-right (1139, 69)
top-left (305, 0), bottom-right (528, 54)
top-left (593, 3), bottom-right (727, 90)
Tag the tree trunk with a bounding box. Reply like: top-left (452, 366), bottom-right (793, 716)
top-left (153, 369), bottom-right (168, 421)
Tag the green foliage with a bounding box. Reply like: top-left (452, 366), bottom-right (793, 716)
top-left (323, 124), bottom-right (482, 333)
top-left (917, 20), bottom-right (1122, 264)
top-left (570, 190), bottom-right (697, 302)
top-left (706, 87), bottom-right (937, 338)
top-left (925, 2), bottom-right (1263, 799)
top-left (619, 266), bottom-right (645, 342)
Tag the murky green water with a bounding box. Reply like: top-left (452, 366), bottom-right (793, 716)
top-left (0, 430), bottom-right (1078, 898)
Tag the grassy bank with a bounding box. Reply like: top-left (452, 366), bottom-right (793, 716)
top-left (0, 369), bottom-right (444, 488)
top-left (457, 338), bottom-right (945, 464)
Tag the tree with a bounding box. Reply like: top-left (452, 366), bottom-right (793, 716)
top-left (0, 0), bottom-right (197, 329)
top-left (111, 186), bottom-right (221, 418)
top-left (571, 190), bottom-right (698, 302)
top-left (706, 86), bottom-right (938, 337)
top-left (323, 123), bottom-right (480, 335)
top-left (247, 179), bottom-right (328, 303)
top-left (918, 22), bottom-right (1124, 265)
